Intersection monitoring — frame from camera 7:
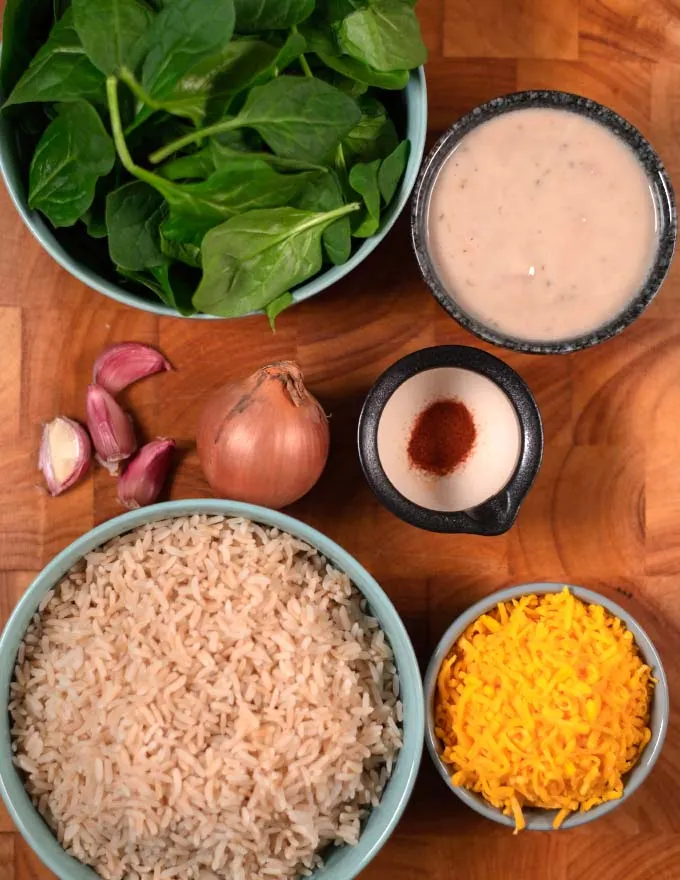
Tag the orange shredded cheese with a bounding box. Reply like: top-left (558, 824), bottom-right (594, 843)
top-left (435, 588), bottom-right (654, 832)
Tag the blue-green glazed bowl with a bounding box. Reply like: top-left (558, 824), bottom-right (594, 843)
top-left (0, 500), bottom-right (424, 879)
top-left (0, 69), bottom-right (427, 319)
top-left (424, 583), bottom-right (669, 831)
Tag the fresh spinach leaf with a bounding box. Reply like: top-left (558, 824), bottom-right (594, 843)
top-left (81, 168), bottom-right (122, 237)
top-left (233, 0), bottom-right (314, 32)
top-left (302, 23), bottom-right (409, 89)
top-left (130, 31), bottom-right (304, 128)
top-left (210, 141), bottom-right (324, 172)
top-left (318, 0), bottom-right (367, 22)
top-left (150, 76), bottom-right (360, 165)
top-left (349, 158), bottom-right (381, 237)
top-left (118, 264), bottom-right (196, 315)
top-left (4, 9), bottom-right (105, 107)
top-left (159, 159), bottom-right (321, 223)
top-left (160, 225), bottom-right (202, 267)
top-left (235, 76), bottom-right (362, 162)
top-left (338, 0), bottom-right (427, 72)
top-left (0, 0), bottom-right (55, 95)
top-left (158, 150), bottom-right (216, 181)
top-left (82, 207), bottom-right (108, 238)
top-left (151, 263), bottom-right (197, 314)
top-left (193, 203), bottom-right (360, 316)
top-left (265, 292), bottom-right (294, 329)
top-left (29, 100), bottom-right (115, 226)
top-left (342, 95), bottom-right (398, 162)
top-left (149, 159), bottom-right (322, 258)
top-left (297, 170), bottom-right (351, 265)
top-left (106, 181), bottom-right (167, 271)
top-left (138, 0), bottom-right (236, 119)
top-left (73, 0), bottom-right (155, 76)
top-left (378, 138), bottom-right (410, 205)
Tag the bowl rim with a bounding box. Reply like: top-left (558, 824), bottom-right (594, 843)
top-left (357, 345), bottom-right (544, 535)
top-left (0, 64), bottom-right (427, 321)
top-left (423, 581), bottom-right (670, 831)
top-left (411, 89), bottom-right (678, 355)
top-left (0, 499), bottom-right (424, 880)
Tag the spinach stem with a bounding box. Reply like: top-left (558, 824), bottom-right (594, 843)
top-left (119, 67), bottom-right (159, 114)
top-left (299, 54), bottom-right (313, 78)
top-left (149, 118), bottom-right (241, 165)
top-left (106, 76), bottom-right (167, 190)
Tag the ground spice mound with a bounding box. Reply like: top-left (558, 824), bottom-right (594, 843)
top-left (435, 587), bottom-right (654, 832)
top-left (407, 398), bottom-right (476, 476)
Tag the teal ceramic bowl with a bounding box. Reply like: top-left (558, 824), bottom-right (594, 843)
top-left (424, 583), bottom-right (669, 831)
top-left (0, 69), bottom-right (427, 319)
top-left (0, 500), bottom-right (424, 879)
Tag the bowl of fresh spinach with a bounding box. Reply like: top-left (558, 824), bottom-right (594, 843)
top-left (0, 0), bottom-right (428, 321)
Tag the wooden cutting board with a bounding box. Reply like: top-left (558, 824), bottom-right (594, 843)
top-left (1, 0), bottom-right (679, 878)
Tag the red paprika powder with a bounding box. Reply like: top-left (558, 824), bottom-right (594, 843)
top-left (407, 398), bottom-right (476, 476)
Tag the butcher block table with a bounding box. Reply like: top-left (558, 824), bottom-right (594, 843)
top-left (1, 0), bottom-right (680, 878)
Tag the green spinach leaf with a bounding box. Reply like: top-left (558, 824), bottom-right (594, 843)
top-left (29, 100), bottom-right (115, 226)
top-left (0, 0), bottom-right (55, 95)
top-left (160, 225), bottom-right (202, 267)
top-left (150, 76), bottom-right (360, 165)
top-left (106, 181), bottom-right (167, 271)
top-left (342, 95), bottom-right (398, 162)
top-left (233, 0), bottom-right (314, 32)
top-left (337, 0), bottom-right (427, 72)
top-left (302, 22), bottom-right (409, 89)
top-left (378, 138), bottom-right (409, 205)
top-left (297, 170), bottom-right (351, 265)
top-left (129, 31), bottom-right (304, 128)
top-left (73, 0), bottom-right (155, 75)
top-left (349, 158), bottom-right (381, 237)
top-left (4, 9), bottom-right (105, 107)
top-left (235, 76), bottom-right (362, 162)
top-left (193, 203), bottom-right (359, 316)
top-left (138, 0), bottom-right (236, 118)
top-left (151, 159), bottom-right (322, 257)
top-left (118, 264), bottom-right (196, 315)
top-left (265, 292), bottom-right (294, 329)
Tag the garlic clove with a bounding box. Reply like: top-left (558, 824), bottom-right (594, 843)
top-left (117, 438), bottom-right (176, 509)
top-left (86, 384), bottom-right (137, 475)
top-left (92, 342), bottom-right (172, 396)
top-left (39, 417), bottom-right (92, 496)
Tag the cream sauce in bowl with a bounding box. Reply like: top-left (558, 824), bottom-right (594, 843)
top-left (427, 108), bottom-right (658, 343)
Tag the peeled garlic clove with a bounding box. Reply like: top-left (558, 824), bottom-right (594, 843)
top-left (39, 417), bottom-right (92, 496)
top-left (86, 384), bottom-right (137, 475)
top-left (92, 342), bottom-right (172, 396)
top-left (117, 438), bottom-right (176, 509)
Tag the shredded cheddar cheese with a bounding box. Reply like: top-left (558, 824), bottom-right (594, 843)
top-left (435, 588), bottom-right (653, 832)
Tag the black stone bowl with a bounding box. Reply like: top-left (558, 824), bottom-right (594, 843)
top-left (357, 346), bottom-right (544, 535)
top-left (411, 90), bottom-right (677, 355)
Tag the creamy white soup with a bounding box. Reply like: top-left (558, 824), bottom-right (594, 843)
top-left (427, 108), bottom-right (658, 343)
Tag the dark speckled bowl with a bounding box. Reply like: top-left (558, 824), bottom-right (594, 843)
top-left (411, 90), bottom-right (677, 355)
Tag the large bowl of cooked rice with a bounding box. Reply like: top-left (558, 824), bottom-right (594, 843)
top-left (0, 500), bottom-right (423, 880)
top-left (424, 583), bottom-right (668, 832)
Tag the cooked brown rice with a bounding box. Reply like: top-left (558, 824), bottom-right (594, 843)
top-left (10, 515), bottom-right (402, 880)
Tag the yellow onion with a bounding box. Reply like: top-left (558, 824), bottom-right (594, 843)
top-left (197, 362), bottom-right (330, 509)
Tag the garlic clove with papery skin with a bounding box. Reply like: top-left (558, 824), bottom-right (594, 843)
top-left (86, 384), bottom-right (137, 476)
top-left (39, 417), bottom-right (92, 496)
top-left (117, 438), bottom-right (176, 509)
top-left (92, 342), bottom-right (173, 396)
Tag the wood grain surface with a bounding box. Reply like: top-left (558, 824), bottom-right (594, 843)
top-left (1, 0), bottom-right (680, 878)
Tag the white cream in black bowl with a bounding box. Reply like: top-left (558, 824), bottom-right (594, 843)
top-left (357, 346), bottom-right (543, 535)
top-left (412, 91), bottom-right (677, 354)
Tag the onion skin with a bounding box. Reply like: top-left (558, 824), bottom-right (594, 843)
top-left (197, 362), bottom-right (330, 509)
